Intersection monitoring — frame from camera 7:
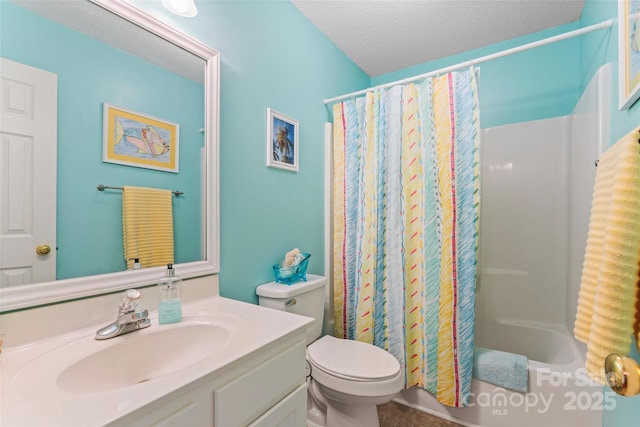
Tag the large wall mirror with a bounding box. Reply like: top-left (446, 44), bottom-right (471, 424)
top-left (0, 0), bottom-right (219, 311)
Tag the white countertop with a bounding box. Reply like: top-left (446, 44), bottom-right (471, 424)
top-left (0, 296), bottom-right (313, 426)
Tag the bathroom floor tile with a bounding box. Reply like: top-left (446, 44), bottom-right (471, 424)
top-left (378, 401), bottom-right (464, 427)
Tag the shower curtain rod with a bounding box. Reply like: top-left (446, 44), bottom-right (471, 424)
top-left (323, 19), bottom-right (613, 105)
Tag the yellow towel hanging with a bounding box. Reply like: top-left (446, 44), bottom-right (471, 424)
top-left (122, 186), bottom-right (174, 269)
top-left (574, 127), bottom-right (640, 383)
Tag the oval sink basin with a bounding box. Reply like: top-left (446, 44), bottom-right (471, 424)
top-left (57, 323), bottom-right (229, 393)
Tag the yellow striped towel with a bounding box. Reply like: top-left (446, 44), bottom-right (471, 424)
top-left (122, 186), bottom-right (174, 269)
top-left (574, 135), bottom-right (620, 343)
top-left (574, 127), bottom-right (640, 383)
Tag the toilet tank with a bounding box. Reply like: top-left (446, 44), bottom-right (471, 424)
top-left (256, 274), bottom-right (326, 345)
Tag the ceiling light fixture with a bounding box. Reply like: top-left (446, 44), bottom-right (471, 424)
top-left (161, 0), bottom-right (197, 17)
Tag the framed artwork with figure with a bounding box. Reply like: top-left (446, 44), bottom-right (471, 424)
top-left (266, 108), bottom-right (298, 172)
top-left (103, 103), bottom-right (179, 173)
top-left (619, 0), bottom-right (640, 109)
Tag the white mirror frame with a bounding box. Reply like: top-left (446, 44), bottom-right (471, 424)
top-left (0, 0), bottom-right (220, 312)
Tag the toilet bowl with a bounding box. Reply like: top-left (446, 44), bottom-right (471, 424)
top-left (306, 335), bottom-right (403, 427)
top-left (256, 275), bottom-right (403, 427)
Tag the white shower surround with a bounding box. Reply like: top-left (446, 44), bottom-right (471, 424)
top-left (392, 64), bottom-right (612, 427)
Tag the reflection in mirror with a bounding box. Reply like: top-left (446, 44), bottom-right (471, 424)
top-left (0, 0), bottom-right (219, 311)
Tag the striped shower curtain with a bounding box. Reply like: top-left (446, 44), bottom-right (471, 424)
top-left (332, 68), bottom-right (480, 407)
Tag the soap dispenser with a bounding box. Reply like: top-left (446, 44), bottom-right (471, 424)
top-left (158, 263), bottom-right (182, 324)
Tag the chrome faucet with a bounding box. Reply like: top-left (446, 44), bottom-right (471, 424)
top-left (95, 289), bottom-right (151, 340)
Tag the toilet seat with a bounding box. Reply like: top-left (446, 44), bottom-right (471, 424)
top-left (307, 335), bottom-right (400, 381)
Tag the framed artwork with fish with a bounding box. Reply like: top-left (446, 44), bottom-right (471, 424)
top-left (266, 108), bottom-right (298, 172)
top-left (619, 0), bottom-right (640, 110)
top-left (103, 103), bottom-right (179, 173)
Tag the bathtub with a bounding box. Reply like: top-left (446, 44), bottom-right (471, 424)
top-left (394, 320), bottom-right (609, 427)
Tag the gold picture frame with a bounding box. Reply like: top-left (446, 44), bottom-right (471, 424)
top-left (103, 103), bottom-right (179, 173)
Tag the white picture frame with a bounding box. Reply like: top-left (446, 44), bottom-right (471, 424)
top-left (619, 0), bottom-right (640, 110)
top-left (266, 108), bottom-right (298, 172)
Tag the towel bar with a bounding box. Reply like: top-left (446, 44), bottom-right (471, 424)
top-left (97, 184), bottom-right (183, 197)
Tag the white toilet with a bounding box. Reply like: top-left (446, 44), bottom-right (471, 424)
top-left (256, 274), bottom-right (403, 427)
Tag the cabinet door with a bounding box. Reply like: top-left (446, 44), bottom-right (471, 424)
top-left (148, 396), bottom-right (212, 427)
top-left (117, 386), bottom-right (213, 427)
top-left (248, 383), bottom-right (307, 427)
top-left (215, 341), bottom-right (306, 426)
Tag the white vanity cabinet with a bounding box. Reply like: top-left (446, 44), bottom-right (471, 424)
top-left (109, 335), bottom-right (307, 427)
top-left (1, 295), bottom-right (313, 427)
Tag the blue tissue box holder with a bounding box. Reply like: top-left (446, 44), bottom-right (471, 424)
top-left (273, 254), bottom-right (310, 284)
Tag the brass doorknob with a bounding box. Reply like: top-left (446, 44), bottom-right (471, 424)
top-left (605, 353), bottom-right (640, 396)
top-left (36, 244), bottom-right (51, 256)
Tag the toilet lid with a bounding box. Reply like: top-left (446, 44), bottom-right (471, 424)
top-left (307, 335), bottom-right (400, 381)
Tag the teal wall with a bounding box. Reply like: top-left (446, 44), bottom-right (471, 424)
top-left (0, 2), bottom-right (203, 279)
top-left (131, 1), bottom-right (370, 303)
top-left (372, 23), bottom-right (582, 129)
top-left (581, 2), bottom-right (640, 425)
top-left (581, 0), bottom-right (640, 142)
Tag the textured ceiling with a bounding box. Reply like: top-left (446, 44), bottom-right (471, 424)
top-left (292, 0), bottom-right (585, 77)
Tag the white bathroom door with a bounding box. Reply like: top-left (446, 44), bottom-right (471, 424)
top-left (0, 58), bottom-right (57, 287)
